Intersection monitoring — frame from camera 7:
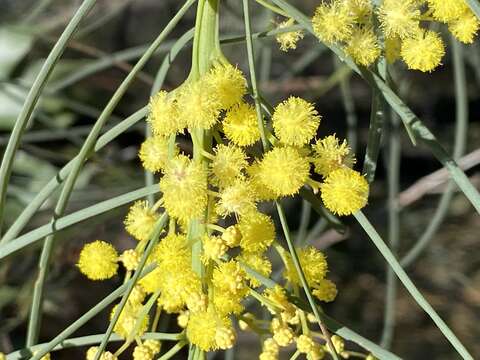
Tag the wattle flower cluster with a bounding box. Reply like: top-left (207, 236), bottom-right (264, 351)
top-left (75, 62), bottom-right (370, 358)
top-left (312, 0), bottom-right (479, 71)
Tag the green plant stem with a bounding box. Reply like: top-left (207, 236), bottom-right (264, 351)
top-left (354, 211), bottom-right (473, 360)
top-left (0, 184), bottom-right (159, 259)
top-left (254, 0), bottom-right (288, 16)
top-left (159, 341), bottom-right (188, 360)
top-left (242, 265), bottom-right (401, 359)
top-left (335, 57), bottom-right (357, 152)
top-left (6, 333), bottom-right (181, 360)
top-left (28, 264), bottom-right (156, 360)
top-left (401, 37), bottom-right (468, 268)
top-left (93, 213), bottom-right (168, 360)
top-left (242, 0), bottom-right (269, 151)
top-left (26, 0), bottom-right (195, 346)
top-left (0, 0), bottom-right (97, 236)
top-left (380, 112), bottom-right (401, 349)
top-left (297, 200), bottom-right (311, 244)
top-left (363, 91), bottom-right (385, 183)
top-left (0, 107), bottom-right (146, 245)
top-left (275, 202), bottom-right (339, 360)
top-left (270, 0), bottom-right (480, 216)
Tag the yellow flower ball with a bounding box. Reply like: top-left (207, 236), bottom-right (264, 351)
top-left (320, 167), bottom-right (369, 215)
top-left (284, 246), bottom-right (328, 287)
top-left (222, 102), bottom-right (261, 147)
top-left (257, 146), bottom-right (310, 197)
top-left (177, 80), bottom-right (221, 129)
top-left (124, 200), bottom-right (158, 242)
top-left (377, 0), bottom-right (421, 39)
top-left (77, 240), bottom-right (118, 281)
top-left (138, 136), bottom-right (176, 173)
top-left (187, 309), bottom-right (225, 351)
top-left (160, 154), bottom-right (208, 223)
top-left (344, 26), bottom-right (381, 67)
top-left (210, 144), bottom-right (247, 188)
top-left (312, 1), bottom-right (355, 44)
top-left (276, 18), bottom-right (304, 52)
top-left (216, 179), bottom-right (256, 217)
top-left (147, 90), bottom-right (183, 137)
top-left (238, 211), bottom-right (276, 253)
top-left (312, 134), bottom-right (355, 177)
top-left (312, 278), bottom-right (338, 303)
top-left (272, 97), bottom-right (320, 146)
top-left (448, 10), bottom-right (480, 44)
top-left (238, 251), bottom-right (272, 288)
top-left (427, 0), bottom-right (468, 22)
top-left (400, 30), bottom-right (445, 72)
top-left (205, 63), bottom-right (247, 109)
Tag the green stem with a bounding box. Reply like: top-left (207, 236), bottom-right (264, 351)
top-left (159, 341), bottom-right (188, 360)
top-left (26, 0), bottom-right (195, 346)
top-left (93, 214), bottom-right (168, 360)
top-left (0, 0), bottom-right (97, 236)
top-left (400, 36), bottom-right (468, 268)
top-left (275, 202), bottom-right (339, 360)
top-left (6, 333), bottom-right (182, 360)
top-left (28, 264), bottom-right (156, 360)
top-left (380, 111), bottom-right (401, 348)
top-left (242, 0), bottom-right (269, 151)
top-left (335, 56), bottom-right (357, 152)
top-left (354, 211), bottom-right (473, 360)
top-left (254, 0), bottom-right (288, 16)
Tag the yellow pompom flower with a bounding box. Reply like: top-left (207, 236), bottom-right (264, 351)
top-left (124, 201), bottom-right (158, 242)
top-left (276, 18), bottom-right (304, 52)
top-left (138, 136), bottom-right (175, 173)
top-left (238, 211), bottom-right (276, 253)
top-left (77, 240), bottom-right (118, 280)
top-left (344, 26), bottom-right (381, 67)
top-left (427, 0), bottom-right (468, 22)
top-left (177, 80), bottom-right (221, 129)
top-left (153, 233), bottom-right (190, 267)
top-left (216, 179), bottom-right (256, 217)
top-left (345, 0), bottom-right (372, 22)
top-left (448, 10), bottom-right (480, 44)
top-left (86, 347), bottom-right (118, 360)
top-left (202, 235), bottom-right (228, 262)
top-left (160, 154), bottom-right (208, 223)
top-left (259, 338), bottom-right (279, 360)
top-left (210, 144), bottom-right (247, 188)
top-left (247, 162), bottom-right (278, 201)
top-left (312, 134), bottom-right (355, 177)
top-left (186, 308), bottom-right (228, 351)
top-left (111, 304), bottom-right (149, 339)
top-left (284, 246), bottom-right (328, 287)
top-left (223, 102), bottom-right (261, 146)
top-left (205, 63), bottom-right (247, 109)
top-left (257, 147), bottom-right (310, 197)
top-left (221, 225), bottom-right (242, 247)
top-left (331, 335), bottom-right (345, 354)
top-left (0, 353), bottom-right (5, 360)
top-left (272, 97), bottom-right (320, 146)
top-left (377, 0), bottom-right (420, 39)
top-left (144, 340), bottom-right (161, 355)
top-left (312, 1), bottom-right (355, 44)
top-left (132, 344), bottom-right (154, 360)
top-left (400, 29), bottom-right (445, 72)
top-left (213, 290), bottom-right (244, 315)
top-left (320, 167), bottom-right (369, 215)
top-left (312, 279), bottom-right (338, 302)
top-left (271, 318), bottom-right (294, 347)
top-left (147, 90), bottom-right (183, 137)
top-left (212, 260), bottom-right (248, 296)
top-left (119, 249), bottom-right (139, 271)
top-left (238, 251), bottom-right (272, 287)
top-left (296, 334), bottom-right (317, 355)
top-left (215, 325), bottom-right (236, 350)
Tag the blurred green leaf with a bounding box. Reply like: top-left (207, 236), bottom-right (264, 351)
top-left (0, 26), bottom-right (33, 76)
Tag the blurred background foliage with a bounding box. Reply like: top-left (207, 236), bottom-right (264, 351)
top-left (0, 0), bottom-right (479, 359)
